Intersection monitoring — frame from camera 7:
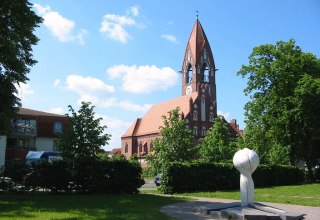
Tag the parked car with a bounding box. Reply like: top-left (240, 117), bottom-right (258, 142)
top-left (154, 173), bottom-right (161, 186)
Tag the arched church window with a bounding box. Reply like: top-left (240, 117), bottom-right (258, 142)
top-left (193, 126), bottom-right (198, 136)
top-left (143, 142), bottom-right (148, 155)
top-left (201, 126), bottom-right (206, 136)
top-left (139, 142), bottom-right (142, 153)
top-left (201, 63), bottom-right (209, 82)
top-left (193, 110), bottom-right (198, 121)
top-left (186, 64), bottom-right (192, 83)
top-left (209, 112), bottom-right (214, 122)
top-left (201, 95), bottom-right (206, 121)
top-left (125, 142), bottom-right (128, 153)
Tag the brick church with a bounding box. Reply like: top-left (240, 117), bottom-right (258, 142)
top-left (121, 18), bottom-right (242, 158)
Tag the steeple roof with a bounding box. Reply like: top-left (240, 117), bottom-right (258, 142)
top-left (187, 18), bottom-right (213, 64)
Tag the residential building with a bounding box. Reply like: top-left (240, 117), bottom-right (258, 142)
top-left (5, 107), bottom-right (69, 161)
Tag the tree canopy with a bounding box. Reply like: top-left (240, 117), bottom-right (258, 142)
top-left (146, 107), bottom-right (197, 173)
top-left (199, 116), bottom-right (236, 163)
top-left (56, 102), bottom-right (111, 161)
top-left (0, 0), bottom-right (42, 134)
top-left (238, 39), bottom-right (320, 179)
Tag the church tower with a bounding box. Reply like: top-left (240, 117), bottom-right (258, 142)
top-left (181, 18), bottom-right (217, 118)
top-left (121, 18), bottom-right (241, 160)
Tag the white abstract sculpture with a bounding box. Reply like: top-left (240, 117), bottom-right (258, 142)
top-left (233, 148), bottom-right (259, 207)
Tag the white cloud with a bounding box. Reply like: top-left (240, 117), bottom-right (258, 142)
top-left (98, 114), bottom-right (132, 149)
top-left (100, 5), bottom-right (143, 44)
top-left (161, 34), bottom-right (177, 43)
top-left (107, 65), bottom-right (178, 94)
top-left (117, 100), bottom-right (151, 112)
top-left (100, 14), bottom-right (136, 44)
top-left (34, 3), bottom-right (87, 44)
top-left (48, 107), bottom-right (65, 115)
top-left (53, 79), bottom-right (61, 87)
top-left (128, 5), bottom-right (140, 16)
top-left (65, 74), bottom-right (149, 112)
top-left (66, 75), bottom-right (115, 94)
top-left (15, 83), bottom-right (34, 100)
top-left (218, 110), bottom-right (231, 120)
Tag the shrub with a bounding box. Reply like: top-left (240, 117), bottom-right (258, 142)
top-left (160, 162), bottom-right (305, 194)
top-left (0, 177), bottom-right (15, 191)
top-left (4, 160), bottom-right (31, 183)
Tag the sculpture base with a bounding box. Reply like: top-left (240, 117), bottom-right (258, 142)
top-left (193, 202), bottom-right (304, 220)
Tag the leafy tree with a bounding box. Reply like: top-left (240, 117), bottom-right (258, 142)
top-left (238, 39), bottom-right (320, 179)
top-left (0, 0), bottom-right (42, 134)
top-left (199, 116), bottom-right (236, 163)
top-left (56, 102), bottom-right (111, 161)
top-left (146, 107), bottom-right (197, 173)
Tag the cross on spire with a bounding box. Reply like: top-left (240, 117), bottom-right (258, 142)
top-left (195, 10), bottom-right (199, 18)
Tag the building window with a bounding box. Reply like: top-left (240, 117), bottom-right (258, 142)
top-left (209, 112), bottom-right (214, 122)
top-left (54, 121), bottom-right (63, 134)
top-left (201, 126), bottom-right (206, 136)
top-left (186, 64), bottom-right (193, 83)
top-left (193, 126), bottom-right (198, 136)
top-left (201, 95), bottom-right (206, 122)
top-left (143, 142), bottom-right (148, 155)
top-left (125, 143), bottom-right (128, 153)
top-left (139, 142), bottom-right (142, 153)
top-left (201, 63), bottom-right (209, 82)
top-left (19, 138), bottom-right (29, 149)
top-left (193, 110), bottom-right (198, 121)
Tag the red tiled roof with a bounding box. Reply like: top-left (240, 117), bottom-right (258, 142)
top-left (122, 92), bottom-right (198, 138)
top-left (18, 107), bottom-right (66, 117)
top-left (111, 148), bottom-right (121, 155)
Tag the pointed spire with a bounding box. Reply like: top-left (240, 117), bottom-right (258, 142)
top-left (187, 18), bottom-right (213, 65)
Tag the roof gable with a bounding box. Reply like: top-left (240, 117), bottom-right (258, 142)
top-left (18, 107), bottom-right (66, 118)
top-left (122, 92), bottom-right (198, 137)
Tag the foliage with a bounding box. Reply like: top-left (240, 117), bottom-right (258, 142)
top-left (4, 160), bottom-right (31, 183)
top-left (0, 177), bottom-right (15, 191)
top-left (24, 160), bottom-right (69, 192)
top-left (0, 0), bottom-right (42, 134)
top-left (56, 101), bottom-right (111, 161)
top-left (238, 39), bottom-right (320, 179)
top-left (23, 159), bottom-right (143, 194)
top-left (146, 107), bottom-right (197, 174)
top-left (159, 161), bottom-right (304, 194)
top-left (198, 116), bottom-right (237, 163)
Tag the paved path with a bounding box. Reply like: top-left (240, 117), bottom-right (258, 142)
top-left (160, 197), bottom-right (320, 220)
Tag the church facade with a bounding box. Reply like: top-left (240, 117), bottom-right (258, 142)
top-left (121, 19), bottom-right (241, 158)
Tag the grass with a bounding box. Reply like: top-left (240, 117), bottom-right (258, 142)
top-left (173, 183), bottom-right (320, 207)
top-left (1, 183), bottom-right (319, 219)
top-left (0, 193), bottom-right (189, 220)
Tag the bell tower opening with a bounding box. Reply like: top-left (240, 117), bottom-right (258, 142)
top-left (186, 63), bottom-right (192, 84)
top-left (201, 63), bottom-right (210, 83)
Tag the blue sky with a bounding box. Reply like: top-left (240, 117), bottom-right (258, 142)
top-left (20, 0), bottom-right (320, 150)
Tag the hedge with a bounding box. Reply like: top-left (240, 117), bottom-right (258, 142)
top-left (21, 159), bottom-right (143, 193)
top-left (159, 162), bottom-right (304, 194)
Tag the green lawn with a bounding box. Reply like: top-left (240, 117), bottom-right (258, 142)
top-left (176, 183), bottom-right (320, 207)
top-left (0, 193), bottom-right (188, 220)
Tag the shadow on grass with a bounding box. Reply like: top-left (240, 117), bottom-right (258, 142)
top-left (0, 193), bottom-right (187, 220)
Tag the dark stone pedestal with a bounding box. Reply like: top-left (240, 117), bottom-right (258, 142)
top-left (193, 202), bottom-right (305, 220)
